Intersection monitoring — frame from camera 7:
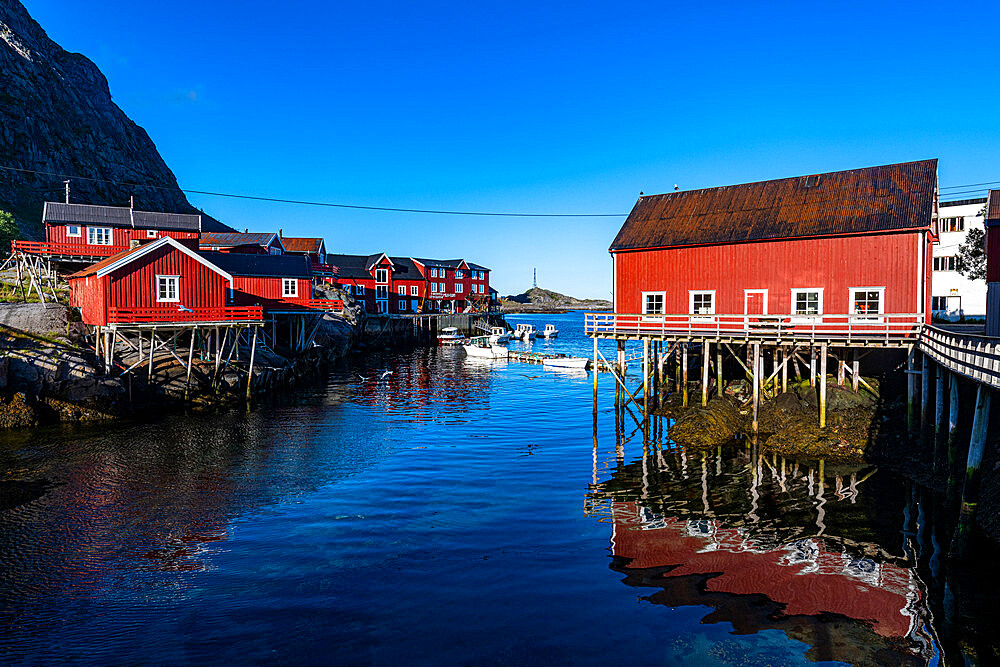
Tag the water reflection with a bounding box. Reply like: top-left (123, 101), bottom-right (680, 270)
top-left (587, 431), bottom-right (939, 664)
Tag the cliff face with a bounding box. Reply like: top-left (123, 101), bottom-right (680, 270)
top-left (0, 0), bottom-right (229, 233)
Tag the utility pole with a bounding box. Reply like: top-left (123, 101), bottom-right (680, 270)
top-left (63, 180), bottom-right (70, 204)
top-left (533, 268), bottom-right (537, 288)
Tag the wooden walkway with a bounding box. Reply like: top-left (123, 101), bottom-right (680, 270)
top-left (506, 349), bottom-right (618, 371)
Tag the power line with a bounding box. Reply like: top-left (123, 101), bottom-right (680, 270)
top-left (0, 165), bottom-right (627, 218)
top-left (940, 179), bottom-right (1000, 190)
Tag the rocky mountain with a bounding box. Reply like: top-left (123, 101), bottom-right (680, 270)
top-left (0, 0), bottom-right (230, 234)
top-left (502, 287), bottom-right (611, 313)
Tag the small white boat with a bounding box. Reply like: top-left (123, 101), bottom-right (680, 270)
top-left (514, 323), bottom-right (537, 341)
top-left (437, 326), bottom-right (465, 346)
top-left (488, 326), bottom-right (512, 344)
top-left (542, 356), bottom-right (589, 370)
top-left (463, 335), bottom-right (509, 359)
top-left (540, 324), bottom-right (559, 338)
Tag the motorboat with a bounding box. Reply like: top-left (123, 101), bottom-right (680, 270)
top-left (463, 335), bottom-right (509, 359)
top-left (514, 323), bottom-right (537, 341)
top-left (488, 326), bottom-right (512, 344)
top-left (540, 324), bottom-right (559, 338)
top-left (542, 355), bottom-right (589, 370)
top-left (437, 326), bottom-right (465, 346)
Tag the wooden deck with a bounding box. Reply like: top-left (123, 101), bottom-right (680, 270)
top-left (921, 325), bottom-right (1000, 390)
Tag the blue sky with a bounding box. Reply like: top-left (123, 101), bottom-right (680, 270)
top-left (23, 0), bottom-right (1000, 298)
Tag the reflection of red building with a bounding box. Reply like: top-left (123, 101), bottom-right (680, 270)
top-left (610, 502), bottom-right (921, 640)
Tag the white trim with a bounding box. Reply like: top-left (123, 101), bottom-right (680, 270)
top-left (146, 229), bottom-right (158, 238)
top-left (87, 226), bottom-right (113, 245)
top-left (282, 278), bottom-right (298, 298)
top-left (790, 288), bottom-right (824, 322)
top-left (850, 286), bottom-right (886, 322)
top-left (66, 225), bottom-right (81, 237)
top-left (156, 274), bottom-right (180, 303)
top-left (917, 232), bottom-right (925, 317)
top-left (410, 286), bottom-right (419, 296)
top-left (94, 235), bottom-right (233, 282)
top-left (612, 253), bottom-right (617, 312)
top-left (375, 268), bottom-right (389, 284)
top-left (688, 290), bottom-right (716, 315)
top-left (367, 253), bottom-right (394, 271)
top-left (743, 289), bottom-right (768, 315)
top-left (641, 290), bottom-right (665, 316)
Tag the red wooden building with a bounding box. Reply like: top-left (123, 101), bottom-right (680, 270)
top-left (199, 252), bottom-right (315, 311)
top-left (16, 202), bottom-right (203, 260)
top-left (281, 236), bottom-right (336, 281)
top-left (986, 189), bottom-right (1000, 336)
top-left (199, 231), bottom-right (285, 255)
top-left (610, 160), bottom-right (937, 323)
top-left (328, 253), bottom-right (492, 314)
top-left (67, 236), bottom-right (241, 326)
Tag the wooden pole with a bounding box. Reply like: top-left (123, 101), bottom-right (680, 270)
top-left (246, 326), bottom-right (259, 404)
top-left (781, 347), bottom-right (788, 395)
top-left (657, 342), bottom-right (665, 396)
top-left (851, 351), bottom-right (860, 393)
top-left (642, 338), bottom-right (650, 415)
top-left (950, 384), bottom-right (991, 558)
top-left (715, 345), bottom-right (723, 399)
top-left (809, 346), bottom-right (816, 387)
top-left (675, 345), bottom-right (682, 394)
top-left (701, 340), bottom-right (710, 407)
top-left (148, 329), bottom-right (156, 380)
top-left (185, 327), bottom-right (197, 401)
top-left (921, 353), bottom-right (932, 442)
top-left (906, 346), bottom-right (916, 434)
top-left (752, 343), bottom-right (760, 434)
top-left (934, 364), bottom-right (945, 472)
top-left (681, 343), bottom-right (689, 407)
top-left (592, 337), bottom-right (598, 414)
top-left (947, 371), bottom-right (961, 498)
top-left (819, 343), bottom-right (828, 429)
top-left (837, 355), bottom-right (845, 386)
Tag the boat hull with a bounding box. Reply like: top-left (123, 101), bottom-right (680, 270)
top-left (463, 344), bottom-right (509, 359)
top-left (542, 356), bottom-right (589, 370)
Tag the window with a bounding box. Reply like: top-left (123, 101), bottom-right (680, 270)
top-left (146, 230), bottom-right (158, 238)
top-left (933, 256), bottom-right (957, 272)
top-left (851, 288), bottom-right (884, 317)
top-left (88, 227), bottom-right (112, 245)
top-left (430, 268), bottom-right (438, 278)
top-left (411, 286), bottom-right (419, 296)
top-left (66, 225), bottom-right (81, 237)
top-left (478, 284), bottom-right (485, 293)
top-left (932, 296), bottom-right (947, 311)
top-left (269, 247), bottom-right (282, 255)
top-left (941, 216), bottom-right (965, 233)
top-left (455, 283), bottom-right (463, 294)
top-left (792, 289), bottom-right (823, 315)
top-left (398, 300), bottom-right (407, 311)
top-left (376, 285), bottom-right (388, 299)
top-left (689, 291), bottom-right (715, 315)
top-left (456, 270), bottom-right (464, 279)
top-left (377, 301), bottom-right (388, 314)
top-left (643, 291), bottom-right (665, 315)
top-left (355, 285), bottom-right (365, 296)
top-left (156, 275), bottom-right (179, 302)
top-left (398, 286), bottom-right (406, 295)
top-left (282, 279), bottom-right (298, 298)
top-left (375, 268), bottom-right (388, 283)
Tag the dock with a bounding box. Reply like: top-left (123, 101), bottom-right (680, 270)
top-left (507, 349), bottom-right (618, 372)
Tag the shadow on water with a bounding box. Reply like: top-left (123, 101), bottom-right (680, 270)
top-left (588, 415), bottom-right (1000, 665)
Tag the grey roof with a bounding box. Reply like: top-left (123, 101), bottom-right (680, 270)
top-left (43, 201), bottom-right (201, 232)
top-left (199, 251), bottom-right (312, 279)
top-left (413, 257), bottom-right (490, 272)
top-left (326, 253), bottom-right (425, 280)
top-left (199, 231), bottom-right (282, 249)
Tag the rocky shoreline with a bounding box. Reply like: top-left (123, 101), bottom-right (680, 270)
top-left (0, 303), bottom-right (359, 430)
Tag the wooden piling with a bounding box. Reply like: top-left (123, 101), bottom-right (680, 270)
top-left (837, 356), bottom-right (845, 386)
top-left (934, 364), bottom-right (945, 471)
top-left (642, 339), bottom-right (650, 415)
top-left (702, 340), bottom-right (710, 407)
top-left (809, 347), bottom-right (816, 387)
top-left (947, 371), bottom-right (961, 497)
top-left (781, 347), bottom-right (788, 395)
top-left (716, 345), bottom-right (723, 400)
top-left (681, 343), bottom-right (689, 407)
top-left (950, 384), bottom-right (991, 558)
top-left (906, 346), bottom-right (916, 434)
top-left (851, 351), bottom-right (860, 393)
top-left (752, 343), bottom-right (760, 434)
top-left (819, 343), bottom-right (828, 428)
top-left (920, 353), bottom-right (932, 441)
top-left (246, 326), bottom-right (259, 404)
top-left (592, 337), bottom-right (598, 413)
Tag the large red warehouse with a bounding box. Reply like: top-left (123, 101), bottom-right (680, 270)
top-left (610, 160), bottom-right (938, 322)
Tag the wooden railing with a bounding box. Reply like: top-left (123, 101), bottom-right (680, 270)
top-left (920, 326), bottom-right (1000, 389)
top-left (585, 312), bottom-right (923, 344)
top-left (313, 263), bottom-right (338, 276)
top-left (267, 298), bottom-right (343, 312)
top-left (12, 240), bottom-right (127, 257)
top-left (107, 306), bottom-right (264, 324)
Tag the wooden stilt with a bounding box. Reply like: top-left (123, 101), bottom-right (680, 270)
top-left (947, 372), bottom-right (961, 498)
top-left (934, 364), bottom-right (945, 472)
top-left (715, 345), bottom-right (723, 399)
top-left (148, 329), bottom-right (156, 379)
top-left (837, 355), bottom-right (845, 386)
top-left (681, 343), bottom-right (688, 407)
top-left (675, 345), bottom-right (682, 394)
top-left (642, 338), bottom-right (650, 415)
top-left (185, 327), bottom-right (197, 401)
top-left (246, 326), bottom-right (259, 403)
top-left (592, 337), bottom-right (598, 413)
top-left (950, 385), bottom-right (991, 558)
top-left (752, 343), bottom-right (760, 434)
top-left (851, 351), bottom-right (860, 393)
top-left (781, 347), bottom-right (788, 395)
top-left (701, 340), bottom-right (710, 407)
top-left (906, 346), bottom-right (916, 434)
top-left (819, 343), bottom-right (828, 428)
top-left (809, 346), bottom-right (816, 387)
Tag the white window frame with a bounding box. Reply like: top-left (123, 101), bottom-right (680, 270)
top-left (282, 278), bottom-right (298, 298)
top-left (850, 286), bottom-right (885, 322)
top-left (790, 288), bottom-right (824, 322)
top-left (66, 225), bottom-right (81, 237)
top-left (375, 268), bottom-right (388, 283)
top-left (743, 289), bottom-right (769, 315)
top-left (398, 285), bottom-right (406, 295)
top-left (642, 291), bottom-right (666, 318)
top-left (146, 230), bottom-right (158, 238)
top-left (455, 283), bottom-right (463, 294)
top-left (88, 226), bottom-right (113, 245)
top-left (688, 290), bottom-right (716, 318)
top-left (410, 286), bottom-right (419, 296)
top-left (430, 268), bottom-right (438, 278)
top-left (156, 275), bottom-right (179, 303)
top-left (456, 270), bottom-right (464, 279)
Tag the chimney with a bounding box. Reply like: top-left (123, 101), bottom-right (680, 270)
top-left (279, 228), bottom-right (283, 238)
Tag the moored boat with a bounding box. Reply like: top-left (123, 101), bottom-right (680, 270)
top-left (514, 323), bottom-right (537, 340)
top-left (540, 324), bottom-right (559, 338)
top-left (542, 355), bottom-right (589, 370)
top-left (463, 335), bottom-right (509, 358)
top-left (488, 326), bottom-right (512, 344)
top-left (438, 326), bottom-right (465, 346)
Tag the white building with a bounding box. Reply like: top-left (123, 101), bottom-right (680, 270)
top-left (932, 197), bottom-right (987, 321)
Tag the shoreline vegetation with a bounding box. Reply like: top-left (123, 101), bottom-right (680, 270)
top-left (501, 286), bottom-right (611, 314)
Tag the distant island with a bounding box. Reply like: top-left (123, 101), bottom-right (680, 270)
top-left (501, 287), bottom-right (612, 314)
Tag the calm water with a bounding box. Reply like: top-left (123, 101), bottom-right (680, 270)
top-left (0, 312), bottom-right (997, 664)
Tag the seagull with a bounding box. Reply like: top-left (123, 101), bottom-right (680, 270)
top-left (357, 373), bottom-right (371, 382)
top-left (518, 374), bottom-right (540, 380)
top-left (380, 370), bottom-right (393, 379)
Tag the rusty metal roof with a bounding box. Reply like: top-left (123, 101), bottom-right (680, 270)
top-left (281, 237), bottom-right (324, 254)
top-left (610, 159), bottom-right (938, 251)
top-left (199, 232), bottom-right (281, 249)
top-left (987, 190), bottom-right (1000, 224)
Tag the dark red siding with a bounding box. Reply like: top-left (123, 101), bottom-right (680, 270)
top-left (231, 276), bottom-right (310, 309)
top-left (47, 224), bottom-right (198, 249)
